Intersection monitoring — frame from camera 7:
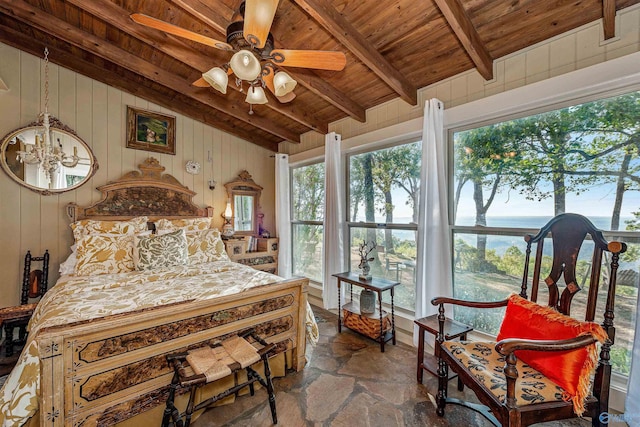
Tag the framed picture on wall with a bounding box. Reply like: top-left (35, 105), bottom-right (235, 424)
top-left (126, 106), bottom-right (176, 155)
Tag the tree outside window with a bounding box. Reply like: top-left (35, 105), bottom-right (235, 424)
top-left (452, 91), bottom-right (640, 375)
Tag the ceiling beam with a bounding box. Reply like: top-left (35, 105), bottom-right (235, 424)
top-left (432, 0), bottom-right (493, 80)
top-left (65, 0), bottom-right (325, 135)
top-left (292, 0), bottom-right (417, 106)
top-left (173, 0), bottom-right (367, 123)
top-left (0, 0), bottom-right (300, 143)
top-left (0, 24), bottom-right (279, 151)
top-left (286, 69), bottom-right (366, 122)
top-left (171, 0), bottom-right (235, 32)
top-left (603, 0), bottom-right (616, 40)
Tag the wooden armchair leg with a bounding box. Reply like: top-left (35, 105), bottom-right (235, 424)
top-left (435, 304), bottom-right (448, 417)
top-left (436, 356), bottom-right (448, 416)
top-left (4, 323), bottom-right (15, 357)
top-left (18, 325), bottom-right (28, 343)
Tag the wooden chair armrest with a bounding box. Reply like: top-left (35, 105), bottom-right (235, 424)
top-left (495, 335), bottom-right (598, 356)
top-left (431, 296), bottom-right (509, 309)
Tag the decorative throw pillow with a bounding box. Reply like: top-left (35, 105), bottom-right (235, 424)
top-left (186, 229), bottom-right (230, 265)
top-left (155, 217), bottom-right (212, 234)
top-left (71, 216), bottom-right (149, 242)
top-left (75, 234), bottom-right (136, 276)
top-left (496, 294), bottom-right (608, 415)
top-left (133, 229), bottom-right (188, 271)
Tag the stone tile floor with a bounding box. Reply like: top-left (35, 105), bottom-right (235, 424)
top-left (192, 307), bottom-right (594, 426)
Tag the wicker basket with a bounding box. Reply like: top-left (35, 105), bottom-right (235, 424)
top-left (342, 309), bottom-right (391, 340)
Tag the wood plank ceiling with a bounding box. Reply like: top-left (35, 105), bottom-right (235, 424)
top-left (0, 0), bottom-right (637, 152)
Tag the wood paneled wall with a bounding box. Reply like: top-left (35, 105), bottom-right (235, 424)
top-left (282, 4), bottom-right (640, 154)
top-left (0, 42), bottom-right (276, 308)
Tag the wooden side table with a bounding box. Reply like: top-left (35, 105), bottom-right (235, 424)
top-left (332, 272), bottom-right (400, 352)
top-left (414, 314), bottom-right (473, 389)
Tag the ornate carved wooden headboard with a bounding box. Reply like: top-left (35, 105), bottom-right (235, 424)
top-left (67, 157), bottom-right (213, 222)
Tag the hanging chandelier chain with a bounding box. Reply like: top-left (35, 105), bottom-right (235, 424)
top-left (16, 47), bottom-right (79, 186)
top-left (44, 47), bottom-right (50, 114)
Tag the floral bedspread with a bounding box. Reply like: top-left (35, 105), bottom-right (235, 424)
top-left (0, 261), bottom-right (317, 427)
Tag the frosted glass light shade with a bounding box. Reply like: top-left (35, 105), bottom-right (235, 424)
top-left (202, 67), bottom-right (228, 94)
top-left (245, 86), bottom-right (268, 104)
top-left (229, 50), bottom-right (261, 81)
top-left (224, 200), bottom-right (233, 218)
top-left (273, 71), bottom-right (297, 96)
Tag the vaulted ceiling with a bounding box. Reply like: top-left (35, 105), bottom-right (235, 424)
top-left (0, 0), bottom-right (637, 152)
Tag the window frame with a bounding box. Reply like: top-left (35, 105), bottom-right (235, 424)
top-left (446, 71), bottom-right (640, 387)
top-left (289, 159), bottom-right (325, 284)
top-left (345, 138), bottom-right (421, 311)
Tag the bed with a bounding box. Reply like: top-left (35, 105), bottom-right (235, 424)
top-left (0, 158), bottom-right (313, 427)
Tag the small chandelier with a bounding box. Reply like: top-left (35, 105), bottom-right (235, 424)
top-left (17, 48), bottom-right (79, 184)
top-left (203, 58), bottom-right (297, 115)
top-left (200, 16), bottom-right (297, 115)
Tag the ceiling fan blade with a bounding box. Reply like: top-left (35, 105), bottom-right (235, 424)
top-left (131, 13), bottom-right (232, 51)
top-left (192, 77), bottom-right (209, 87)
top-left (277, 92), bottom-right (296, 103)
top-left (262, 66), bottom-right (295, 103)
top-left (270, 49), bottom-right (346, 71)
top-left (243, 0), bottom-right (279, 49)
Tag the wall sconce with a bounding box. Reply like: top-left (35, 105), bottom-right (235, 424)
top-left (208, 179), bottom-right (216, 190)
top-left (221, 199), bottom-right (234, 237)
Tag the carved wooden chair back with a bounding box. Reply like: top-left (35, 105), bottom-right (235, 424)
top-left (21, 250), bottom-right (50, 304)
top-left (0, 250), bottom-right (49, 362)
top-left (522, 213), bottom-right (617, 322)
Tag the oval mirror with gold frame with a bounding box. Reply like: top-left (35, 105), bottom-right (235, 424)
top-left (225, 170), bottom-right (262, 236)
top-left (0, 115), bottom-right (98, 195)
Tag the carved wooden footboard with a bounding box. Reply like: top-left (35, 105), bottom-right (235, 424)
top-left (36, 277), bottom-right (308, 426)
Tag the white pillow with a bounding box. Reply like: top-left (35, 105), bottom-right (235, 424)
top-left (59, 251), bottom-right (77, 276)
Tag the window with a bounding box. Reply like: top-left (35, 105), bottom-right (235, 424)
top-left (451, 90), bottom-right (640, 375)
top-left (291, 162), bottom-right (325, 283)
top-left (347, 141), bottom-right (422, 310)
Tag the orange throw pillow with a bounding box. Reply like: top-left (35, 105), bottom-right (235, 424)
top-left (496, 294), bottom-right (608, 415)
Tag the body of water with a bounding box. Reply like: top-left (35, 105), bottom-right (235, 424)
top-left (379, 216), bottom-right (637, 269)
top-left (455, 215), bottom-right (633, 230)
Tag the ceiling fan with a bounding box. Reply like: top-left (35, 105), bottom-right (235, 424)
top-left (131, 0), bottom-right (346, 112)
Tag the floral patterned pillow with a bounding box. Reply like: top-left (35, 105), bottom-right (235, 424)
top-left (75, 234), bottom-right (136, 276)
top-left (71, 216), bottom-right (149, 242)
top-left (186, 229), bottom-right (229, 265)
top-left (133, 229), bottom-right (188, 271)
top-left (155, 217), bottom-right (212, 234)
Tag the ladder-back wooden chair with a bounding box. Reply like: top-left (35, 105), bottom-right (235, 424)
top-left (431, 214), bottom-right (626, 427)
top-left (0, 250), bottom-right (50, 361)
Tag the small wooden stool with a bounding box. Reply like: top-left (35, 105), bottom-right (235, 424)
top-left (162, 329), bottom-right (277, 427)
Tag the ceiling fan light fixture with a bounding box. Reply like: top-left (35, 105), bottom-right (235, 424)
top-left (273, 71), bottom-right (297, 97)
top-left (229, 50), bottom-right (261, 81)
top-left (245, 85), bottom-right (268, 105)
top-left (202, 67), bottom-right (228, 94)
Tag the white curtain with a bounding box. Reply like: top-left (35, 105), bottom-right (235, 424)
top-left (625, 291), bottom-right (640, 426)
top-left (275, 153), bottom-right (292, 279)
top-left (414, 98), bottom-right (453, 345)
top-left (322, 132), bottom-right (345, 309)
